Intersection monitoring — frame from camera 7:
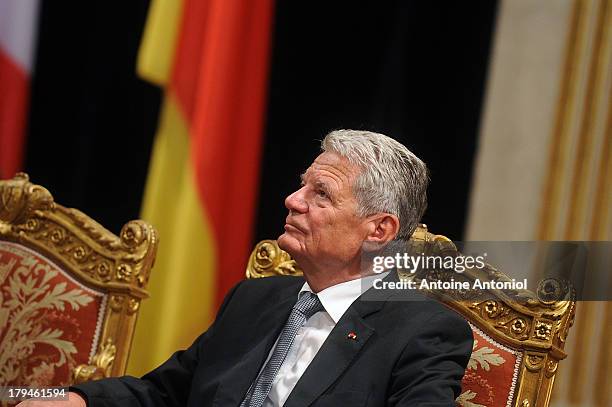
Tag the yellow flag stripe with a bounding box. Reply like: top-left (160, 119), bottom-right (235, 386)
top-left (136, 0), bottom-right (184, 86)
top-left (127, 94), bottom-right (217, 375)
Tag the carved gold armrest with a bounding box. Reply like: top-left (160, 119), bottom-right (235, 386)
top-left (72, 339), bottom-right (117, 384)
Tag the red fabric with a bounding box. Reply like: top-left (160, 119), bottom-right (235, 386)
top-left (0, 49), bottom-right (30, 179)
top-left (0, 242), bottom-right (105, 388)
top-left (457, 327), bottom-right (521, 407)
top-left (169, 0), bottom-right (274, 307)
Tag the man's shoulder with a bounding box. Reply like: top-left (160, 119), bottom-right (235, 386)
top-left (364, 272), bottom-right (467, 323)
top-left (239, 275), bottom-right (305, 290)
top-left (228, 275), bottom-right (304, 302)
top-left (372, 289), bottom-right (473, 337)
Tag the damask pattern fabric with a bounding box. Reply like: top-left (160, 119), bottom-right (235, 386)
top-left (456, 323), bottom-right (522, 407)
top-left (0, 241), bottom-right (106, 390)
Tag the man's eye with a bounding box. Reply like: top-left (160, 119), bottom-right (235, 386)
top-left (317, 190), bottom-right (327, 198)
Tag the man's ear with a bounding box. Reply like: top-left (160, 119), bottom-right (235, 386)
top-left (364, 213), bottom-right (400, 246)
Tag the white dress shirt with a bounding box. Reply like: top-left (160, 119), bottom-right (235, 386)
top-left (262, 273), bottom-right (387, 407)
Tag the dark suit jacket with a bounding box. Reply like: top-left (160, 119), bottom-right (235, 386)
top-left (74, 274), bottom-right (473, 406)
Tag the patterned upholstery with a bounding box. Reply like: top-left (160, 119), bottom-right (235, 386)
top-left (457, 323), bottom-right (522, 407)
top-left (0, 242), bottom-right (106, 388)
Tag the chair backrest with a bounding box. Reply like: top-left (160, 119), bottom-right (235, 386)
top-left (0, 173), bottom-right (158, 387)
top-left (245, 225), bottom-right (576, 407)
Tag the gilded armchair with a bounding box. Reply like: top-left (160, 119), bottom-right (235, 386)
top-left (0, 174), bottom-right (158, 390)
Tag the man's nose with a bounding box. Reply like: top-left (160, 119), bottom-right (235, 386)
top-left (285, 188), bottom-right (308, 213)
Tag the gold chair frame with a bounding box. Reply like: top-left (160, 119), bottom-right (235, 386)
top-left (245, 225), bottom-right (576, 407)
top-left (0, 173), bottom-right (158, 382)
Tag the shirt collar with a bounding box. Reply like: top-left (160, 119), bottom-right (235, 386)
top-left (299, 272), bottom-right (389, 323)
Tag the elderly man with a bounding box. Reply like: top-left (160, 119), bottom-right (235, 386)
top-left (24, 130), bottom-right (472, 406)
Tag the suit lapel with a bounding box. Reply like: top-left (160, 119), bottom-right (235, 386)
top-left (283, 271), bottom-right (399, 407)
top-left (212, 281), bottom-right (301, 407)
top-left (283, 297), bottom-right (387, 407)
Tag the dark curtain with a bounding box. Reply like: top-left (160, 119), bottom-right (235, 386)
top-left (24, 0), bottom-right (498, 241)
top-left (24, 0), bottom-right (161, 235)
top-left (256, 0), bottom-right (498, 241)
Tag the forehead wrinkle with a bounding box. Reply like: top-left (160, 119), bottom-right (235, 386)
top-left (311, 161), bottom-right (355, 183)
top-left (305, 152), bottom-right (361, 199)
top-left (306, 165), bottom-right (344, 192)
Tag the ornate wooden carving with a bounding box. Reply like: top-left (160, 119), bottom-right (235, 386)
top-left (0, 174), bottom-right (158, 381)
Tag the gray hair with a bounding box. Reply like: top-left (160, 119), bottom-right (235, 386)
top-left (321, 129), bottom-right (428, 240)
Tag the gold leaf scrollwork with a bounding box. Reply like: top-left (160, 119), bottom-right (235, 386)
top-left (93, 338), bottom-right (116, 373)
top-left (97, 261), bottom-right (112, 281)
top-left (469, 300), bottom-right (531, 341)
top-left (537, 277), bottom-right (572, 304)
top-left (73, 339), bottom-right (117, 384)
top-left (545, 360), bottom-right (558, 378)
top-left (1, 175), bottom-right (156, 297)
top-left (116, 263), bottom-right (133, 282)
top-left (246, 240), bottom-right (302, 278)
top-left (72, 246), bottom-right (88, 262)
top-left (534, 320), bottom-right (553, 341)
top-left (110, 295), bottom-right (124, 312)
top-left (510, 318), bottom-right (527, 335)
top-left (525, 353), bottom-right (545, 372)
top-left (557, 301), bottom-right (576, 345)
top-left (72, 364), bottom-right (102, 384)
top-left (120, 222), bottom-right (144, 248)
top-left (257, 242), bottom-right (276, 266)
top-left (0, 173), bottom-right (54, 226)
top-left (25, 218), bottom-right (40, 232)
top-left (14, 215), bottom-right (154, 297)
top-left (484, 300), bottom-right (500, 318)
top-left (127, 298), bottom-right (140, 315)
top-left (50, 228), bottom-right (65, 244)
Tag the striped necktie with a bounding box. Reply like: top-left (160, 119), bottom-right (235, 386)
top-left (241, 291), bottom-right (324, 407)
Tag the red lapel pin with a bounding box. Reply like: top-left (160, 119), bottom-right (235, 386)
top-left (347, 331), bottom-right (357, 341)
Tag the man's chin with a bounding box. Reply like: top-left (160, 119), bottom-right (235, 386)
top-left (277, 232), bottom-right (300, 256)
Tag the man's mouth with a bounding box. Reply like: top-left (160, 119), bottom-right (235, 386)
top-left (284, 220), bottom-right (305, 233)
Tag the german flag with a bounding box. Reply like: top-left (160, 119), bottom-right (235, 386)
top-left (128, 0), bottom-right (274, 375)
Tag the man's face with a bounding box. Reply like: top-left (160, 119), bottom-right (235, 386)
top-left (278, 152), bottom-right (370, 269)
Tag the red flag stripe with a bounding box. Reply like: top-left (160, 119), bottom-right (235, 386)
top-left (0, 49), bottom-right (29, 179)
top-left (168, 0), bottom-right (274, 305)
